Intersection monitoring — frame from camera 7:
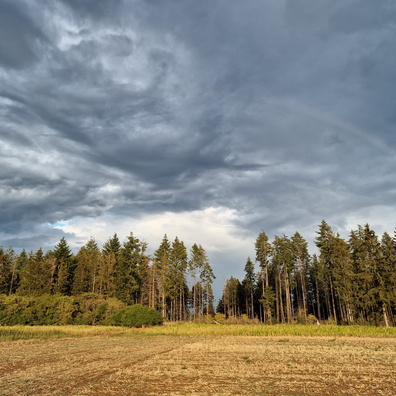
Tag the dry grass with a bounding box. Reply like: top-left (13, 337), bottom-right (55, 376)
top-left (1, 328), bottom-right (396, 395)
top-left (0, 325), bottom-right (129, 341)
top-left (129, 323), bottom-right (396, 337)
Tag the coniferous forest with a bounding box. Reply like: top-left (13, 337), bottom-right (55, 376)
top-left (1, 220), bottom-right (396, 326)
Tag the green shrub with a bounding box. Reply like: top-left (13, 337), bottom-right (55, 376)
top-left (73, 294), bottom-right (125, 325)
top-left (296, 314), bottom-right (318, 325)
top-left (110, 304), bottom-right (163, 327)
top-left (0, 293), bottom-right (126, 326)
top-left (57, 296), bottom-right (78, 325)
top-left (214, 313), bottom-right (227, 324)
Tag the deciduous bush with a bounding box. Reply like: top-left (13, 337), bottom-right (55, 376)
top-left (0, 294), bottom-right (125, 325)
top-left (110, 304), bottom-right (163, 327)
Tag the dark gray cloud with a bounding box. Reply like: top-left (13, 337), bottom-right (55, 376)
top-left (0, 1), bottom-right (46, 69)
top-left (1, 0), bottom-right (396, 269)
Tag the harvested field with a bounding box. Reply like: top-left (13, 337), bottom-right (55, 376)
top-left (1, 330), bottom-right (396, 395)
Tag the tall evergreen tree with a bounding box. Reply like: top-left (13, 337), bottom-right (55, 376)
top-left (153, 235), bottom-right (171, 317)
top-left (331, 235), bottom-right (354, 323)
top-left (271, 235), bottom-right (294, 323)
top-left (51, 237), bottom-right (74, 295)
top-left (0, 247), bottom-right (14, 295)
top-left (291, 232), bottom-right (310, 318)
top-left (115, 233), bottom-right (149, 305)
top-left (243, 257), bottom-right (255, 318)
top-left (167, 237), bottom-right (188, 321)
top-left (189, 244), bottom-right (215, 317)
top-left (349, 224), bottom-right (382, 323)
top-left (199, 246), bottom-right (215, 316)
top-left (95, 251), bottom-right (116, 296)
top-left (255, 231), bottom-right (271, 321)
top-left (315, 220), bottom-right (339, 322)
top-left (378, 232), bottom-right (396, 326)
top-left (103, 233), bottom-right (121, 256)
top-left (18, 248), bottom-right (52, 296)
top-left (223, 276), bottom-right (242, 318)
top-left (72, 238), bottom-right (100, 294)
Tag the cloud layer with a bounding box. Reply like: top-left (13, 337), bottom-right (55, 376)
top-left (1, 0), bottom-right (396, 286)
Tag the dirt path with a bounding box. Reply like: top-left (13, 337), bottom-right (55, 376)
top-left (1, 336), bottom-right (396, 395)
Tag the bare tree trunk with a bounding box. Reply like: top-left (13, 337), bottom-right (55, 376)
top-left (279, 272), bottom-right (285, 323)
top-left (250, 288), bottom-right (254, 319)
top-left (285, 273), bottom-right (292, 323)
top-left (329, 277), bottom-right (337, 322)
top-left (8, 258), bottom-right (18, 295)
top-left (383, 303), bottom-right (389, 327)
top-left (275, 273), bottom-right (280, 322)
top-left (315, 276), bottom-right (321, 320)
top-left (300, 270), bottom-right (307, 318)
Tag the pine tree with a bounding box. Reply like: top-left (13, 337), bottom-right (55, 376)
top-left (95, 252), bottom-right (116, 296)
top-left (331, 235), bottom-right (354, 323)
top-left (154, 235), bottom-right (171, 317)
top-left (51, 237), bottom-right (74, 295)
top-left (0, 247), bottom-right (13, 295)
top-left (243, 257), bottom-right (255, 318)
top-left (18, 248), bottom-right (52, 296)
top-left (72, 238), bottom-right (100, 294)
top-left (115, 233), bottom-right (148, 305)
top-left (189, 244), bottom-right (215, 318)
top-left (255, 231), bottom-right (271, 321)
top-left (315, 220), bottom-right (338, 322)
top-left (103, 234), bottom-right (121, 256)
top-left (223, 277), bottom-right (242, 318)
top-left (189, 244), bottom-right (202, 318)
top-left (167, 237), bottom-right (188, 321)
top-left (8, 249), bottom-right (27, 295)
top-left (349, 224), bottom-right (382, 324)
top-left (291, 232), bottom-right (310, 319)
top-left (199, 246), bottom-right (215, 316)
top-left (379, 232), bottom-right (396, 326)
top-left (271, 235), bottom-right (294, 323)
top-left (309, 254), bottom-right (324, 320)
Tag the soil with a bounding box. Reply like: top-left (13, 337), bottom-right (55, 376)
top-left (1, 335), bottom-right (395, 395)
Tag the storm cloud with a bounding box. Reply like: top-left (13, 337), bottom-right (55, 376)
top-left (1, 0), bottom-right (396, 284)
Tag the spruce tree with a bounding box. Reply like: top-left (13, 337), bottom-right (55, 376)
top-left (315, 220), bottom-right (338, 322)
top-left (199, 246), bottom-right (215, 316)
top-left (154, 235), bottom-right (171, 317)
top-left (0, 247), bottom-right (13, 295)
top-left (255, 231), bottom-right (272, 321)
top-left (271, 235), bottom-right (294, 323)
top-left (52, 237), bottom-right (74, 295)
top-left (379, 232), bottom-right (396, 326)
top-left (115, 233), bottom-right (148, 305)
top-left (18, 248), bottom-right (52, 296)
top-left (243, 257), bottom-right (255, 318)
top-left (72, 238), bottom-right (100, 294)
top-left (291, 232), bottom-right (310, 318)
top-left (168, 237), bottom-right (188, 321)
top-left (103, 234), bottom-right (121, 256)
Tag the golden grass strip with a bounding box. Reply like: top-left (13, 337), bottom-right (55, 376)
top-left (2, 323), bottom-right (396, 341)
top-left (123, 323), bottom-right (396, 337)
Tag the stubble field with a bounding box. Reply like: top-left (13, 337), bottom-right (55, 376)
top-left (1, 325), bottom-right (396, 395)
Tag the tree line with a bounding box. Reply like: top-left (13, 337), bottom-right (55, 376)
top-left (0, 234), bottom-right (215, 321)
top-left (218, 221), bottom-right (396, 326)
top-left (1, 220), bottom-right (395, 326)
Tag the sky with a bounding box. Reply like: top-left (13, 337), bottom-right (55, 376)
top-left (1, 0), bottom-right (396, 297)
